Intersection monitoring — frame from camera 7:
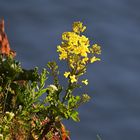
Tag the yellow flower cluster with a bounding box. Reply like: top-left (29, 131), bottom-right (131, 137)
top-left (57, 32), bottom-right (90, 60)
top-left (57, 21), bottom-right (101, 84)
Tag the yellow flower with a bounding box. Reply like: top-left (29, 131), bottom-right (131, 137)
top-left (90, 56), bottom-right (100, 63)
top-left (91, 44), bottom-right (101, 54)
top-left (57, 45), bottom-right (68, 60)
top-left (59, 51), bottom-right (67, 60)
top-left (79, 46), bottom-right (90, 57)
top-left (82, 79), bottom-right (88, 85)
top-left (57, 45), bottom-right (63, 52)
top-left (72, 21), bottom-right (86, 34)
top-left (64, 72), bottom-right (70, 78)
top-left (70, 75), bottom-right (77, 83)
top-left (81, 57), bottom-right (89, 64)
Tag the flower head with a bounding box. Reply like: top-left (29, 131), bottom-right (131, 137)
top-left (91, 44), bottom-right (101, 54)
top-left (64, 71), bottom-right (70, 78)
top-left (72, 21), bottom-right (86, 34)
top-left (82, 79), bottom-right (88, 85)
top-left (47, 85), bottom-right (58, 93)
top-left (57, 21), bottom-right (101, 84)
top-left (70, 75), bottom-right (77, 83)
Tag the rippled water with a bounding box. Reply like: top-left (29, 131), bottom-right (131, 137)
top-left (0, 0), bottom-right (140, 139)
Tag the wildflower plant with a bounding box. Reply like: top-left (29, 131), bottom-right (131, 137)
top-left (0, 19), bottom-right (101, 140)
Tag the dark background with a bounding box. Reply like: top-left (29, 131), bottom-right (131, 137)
top-left (0, 0), bottom-right (140, 140)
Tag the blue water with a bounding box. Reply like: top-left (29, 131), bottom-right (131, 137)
top-left (1, 0), bottom-right (140, 139)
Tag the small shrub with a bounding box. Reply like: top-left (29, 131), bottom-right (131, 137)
top-left (0, 19), bottom-right (101, 140)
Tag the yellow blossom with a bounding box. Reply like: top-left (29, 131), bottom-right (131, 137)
top-left (57, 45), bottom-right (63, 52)
top-left (90, 56), bottom-right (100, 63)
top-left (57, 45), bottom-right (68, 60)
top-left (64, 72), bottom-right (70, 78)
top-left (70, 75), bottom-right (77, 83)
top-left (81, 57), bottom-right (89, 64)
top-left (79, 46), bottom-right (90, 57)
top-left (72, 21), bottom-right (86, 34)
top-left (91, 44), bottom-right (101, 54)
top-left (82, 79), bottom-right (88, 85)
top-left (59, 51), bottom-right (67, 60)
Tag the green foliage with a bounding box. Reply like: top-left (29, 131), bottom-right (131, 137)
top-left (0, 56), bottom-right (90, 139)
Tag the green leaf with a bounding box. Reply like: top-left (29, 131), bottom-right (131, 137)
top-left (40, 68), bottom-right (48, 88)
top-left (71, 110), bottom-right (80, 122)
top-left (35, 88), bottom-right (47, 98)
